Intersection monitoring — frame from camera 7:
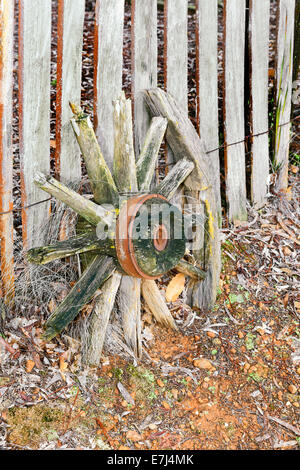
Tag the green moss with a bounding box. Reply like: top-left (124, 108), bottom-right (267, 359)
top-left (7, 405), bottom-right (64, 449)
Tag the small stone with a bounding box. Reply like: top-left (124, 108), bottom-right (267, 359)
top-left (148, 423), bottom-right (157, 430)
top-left (238, 331), bottom-right (244, 339)
top-left (207, 331), bottom-right (216, 338)
top-left (193, 358), bottom-right (213, 370)
top-left (278, 391), bottom-right (283, 401)
top-left (126, 430), bottom-right (142, 442)
top-left (162, 401), bottom-right (171, 410)
top-left (288, 384), bottom-right (297, 394)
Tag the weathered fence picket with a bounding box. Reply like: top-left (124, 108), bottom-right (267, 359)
top-left (164, 0), bottom-right (188, 114)
top-left (56, 0), bottom-right (85, 184)
top-left (93, 0), bottom-right (125, 170)
top-left (0, 0), bottom-right (14, 302)
top-left (249, 0), bottom-right (270, 209)
top-left (131, 0), bottom-right (157, 157)
top-left (196, 0), bottom-right (220, 219)
top-left (18, 0), bottom-right (51, 248)
top-left (224, 0), bottom-right (247, 223)
top-left (275, 0), bottom-right (295, 191)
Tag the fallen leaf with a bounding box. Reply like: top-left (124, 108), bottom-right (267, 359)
top-left (26, 359), bottom-right (35, 373)
top-left (126, 430), bottom-right (142, 442)
top-left (165, 273), bottom-right (186, 302)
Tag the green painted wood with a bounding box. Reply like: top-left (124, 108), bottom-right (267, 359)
top-left (44, 255), bottom-right (115, 340)
top-left (26, 232), bottom-right (116, 265)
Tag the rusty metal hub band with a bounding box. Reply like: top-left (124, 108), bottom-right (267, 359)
top-left (115, 193), bottom-right (186, 279)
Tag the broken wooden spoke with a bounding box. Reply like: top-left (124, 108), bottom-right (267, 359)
top-left (44, 255), bottom-right (115, 340)
top-left (136, 116), bottom-right (168, 191)
top-left (154, 158), bottom-right (194, 199)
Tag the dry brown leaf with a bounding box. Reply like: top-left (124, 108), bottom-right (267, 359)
top-left (165, 273), bottom-right (186, 302)
top-left (48, 298), bottom-right (57, 313)
top-left (26, 359), bottom-right (35, 373)
top-left (59, 355), bottom-right (68, 381)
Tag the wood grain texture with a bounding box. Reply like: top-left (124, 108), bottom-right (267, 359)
top-left (34, 172), bottom-right (115, 229)
top-left (70, 103), bottom-right (118, 205)
top-left (0, 0), bottom-right (14, 302)
top-left (83, 271), bottom-right (121, 366)
top-left (164, 0), bottom-right (188, 112)
top-left (196, 0), bottom-right (221, 219)
top-left (154, 158), bottom-right (194, 199)
top-left (142, 280), bottom-right (177, 330)
top-left (18, 0), bottom-right (51, 248)
top-left (44, 255), bottom-right (115, 340)
top-left (131, 0), bottom-right (157, 157)
top-left (94, 0), bottom-right (124, 170)
top-left (275, 0), bottom-right (295, 191)
top-left (142, 88), bottom-right (221, 310)
top-left (56, 0), bottom-right (85, 184)
top-left (113, 92), bottom-right (137, 192)
top-left (136, 117), bottom-right (167, 191)
top-left (249, 0), bottom-right (270, 209)
top-left (113, 92), bottom-right (141, 358)
top-left (223, 0), bottom-right (247, 222)
top-left (164, 0), bottom-right (188, 167)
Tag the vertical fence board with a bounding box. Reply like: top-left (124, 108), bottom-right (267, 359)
top-left (164, 0), bottom-right (188, 113)
top-left (56, 0), bottom-right (85, 184)
top-left (249, 0), bottom-right (270, 208)
top-left (131, 0), bottom-right (157, 157)
top-left (275, 0), bottom-right (295, 191)
top-left (224, 0), bottom-right (247, 222)
top-left (94, 0), bottom-right (124, 171)
top-left (0, 0), bottom-right (14, 302)
top-left (19, 0), bottom-right (51, 249)
top-left (164, 0), bottom-right (188, 179)
top-left (196, 0), bottom-right (221, 219)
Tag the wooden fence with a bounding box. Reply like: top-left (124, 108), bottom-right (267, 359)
top-left (0, 0), bottom-right (297, 303)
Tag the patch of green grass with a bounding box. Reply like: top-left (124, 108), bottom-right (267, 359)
top-left (247, 372), bottom-right (262, 383)
top-left (245, 333), bottom-right (256, 351)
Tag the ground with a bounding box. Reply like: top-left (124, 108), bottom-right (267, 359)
top-left (0, 173), bottom-right (299, 450)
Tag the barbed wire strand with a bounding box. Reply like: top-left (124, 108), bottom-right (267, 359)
top-left (0, 114), bottom-right (299, 218)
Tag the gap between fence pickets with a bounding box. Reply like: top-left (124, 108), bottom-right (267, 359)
top-left (0, 0), bottom-right (14, 304)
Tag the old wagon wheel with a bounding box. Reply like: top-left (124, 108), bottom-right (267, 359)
top-left (27, 88), bottom-right (220, 365)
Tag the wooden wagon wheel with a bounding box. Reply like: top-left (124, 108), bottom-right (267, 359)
top-left (27, 88), bottom-right (220, 364)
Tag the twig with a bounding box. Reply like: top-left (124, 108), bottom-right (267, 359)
top-left (267, 414), bottom-right (300, 436)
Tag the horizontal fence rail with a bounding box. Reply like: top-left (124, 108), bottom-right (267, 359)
top-left (0, 0), bottom-right (297, 303)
